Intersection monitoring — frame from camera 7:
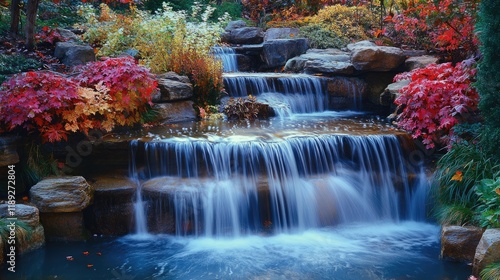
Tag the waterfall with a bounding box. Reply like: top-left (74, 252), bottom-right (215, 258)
top-left (223, 73), bottom-right (327, 115)
top-left (131, 134), bottom-right (425, 237)
top-left (212, 46), bottom-right (238, 72)
top-left (130, 140), bottom-right (148, 235)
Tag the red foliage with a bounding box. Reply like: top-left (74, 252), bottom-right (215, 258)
top-left (394, 62), bottom-right (479, 149)
top-left (75, 56), bottom-right (157, 114)
top-left (388, 0), bottom-right (478, 54)
top-left (0, 57), bottom-right (158, 142)
top-left (0, 71), bottom-right (80, 142)
top-left (35, 26), bottom-right (66, 45)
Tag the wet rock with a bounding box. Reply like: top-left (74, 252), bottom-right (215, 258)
top-left (405, 55), bottom-right (439, 71)
top-left (261, 39), bottom-right (309, 69)
top-left (18, 224), bottom-right (45, 254)
top-left (0, 203), bottom-right (45, 254)
top-left (40, 212), bottom-right (89, 241)
top-left (0, 136), bottom-right (19, 167)
top-left (54, 42), bottom-right (96, 67)
top-left (154, 73), bottom-right (193, 102)
top-left (362, 72), bottom-right (398, 106)
top-left (326, 77), bottom-right (367, 110)
top-left (441, 226), bottom-right (484, 262)
top-left (348, 40), bottom-right (405, 72)
top-left (285, 49), bottom-right (354, 75)
top-left (264, 28), bottom-right (300, 41)
top-left (85, 176), bottom-right (137, 235)
top-left (473, 228), bottom-right (500, 275)
top-left (30, 176), bottom-right (93, 213)
top-left (0, 204), bottom-right (40, 228)
top-left (380, 79), bottom-right (410, 106)
top-left (153, 101), bottom-right (197, 123)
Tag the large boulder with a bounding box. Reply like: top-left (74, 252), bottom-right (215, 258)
top-left (405, 55), bottom-right (439, 71)
top-left (440, 226), bottom-right (484, 262)
top-left (285, 49), bottom-right (354, 75)
top-left (30, 176), bottom-right (93, 213)
top-left (153, 101), bottom-right (197, 123)
top-left (473, 228), bottom-right (500, 275)
top-left (264, 28), bottom-right (300, 41)
top-left (154, 73), bottom-right (193, 102)
top-left (348, 40), bottom-right (405, 72)
top-left (54, 42), bottom-right (95, 67)
top-left (227, 27), bottom-right (264, 44)
top-left (261, 39), bottom-right (309, 69)
top-left (0, 204), bottom-right (40, 228)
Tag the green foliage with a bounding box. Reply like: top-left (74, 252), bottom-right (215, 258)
top-left (299, 24), bottom-right (347, 49)
top-left (224, 96), bottom-right (273, 120)
top-left (481, 262), bottom-right (500, 280)
top-left (432, 142), bottom-right (500, 225)
top-left (476, 0), bottom-right (500, 162)
top-left (81, 3), bottom-right (228, 110)
top-left (37, 1), bottom-right (83, 28)
top-left (0, 218), bottom-right (31, 247)
top-left (433, 203), bottom-right (474, 226)
top-left (0, 54), bottom-right (43, 76)
top-left (435, 142), bottom-right (500, 205)
top-left (475, 178), bottom-right (500, 228)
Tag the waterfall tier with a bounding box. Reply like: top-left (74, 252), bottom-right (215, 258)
top-left (130, 117), bottom-right (426, 237)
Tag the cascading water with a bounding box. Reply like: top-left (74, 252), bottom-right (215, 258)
top-left (130, 140), bottom-right (148, 236)
top-left (211, 46), bottom-right (238, 72)
top-left (223, 73), bottom-right (327, 117)
top-left (131, 127), bottom-right (426, 237)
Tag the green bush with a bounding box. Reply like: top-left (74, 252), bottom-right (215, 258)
top-left (475, 177), bottom-right (500, 228)
top-left (432, 141), bottom-right (500, 225)
top-left (476, 0), bottom-right (500, 161)
top-left (481, 263), bottom-right (500, 280)
top-left (0, 54), bottom-right (43, 75)
top-left (299, 24), bottom-right (347, 49)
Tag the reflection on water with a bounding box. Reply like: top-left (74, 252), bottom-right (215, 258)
top-left (3, 222), bottom-right (471, 279)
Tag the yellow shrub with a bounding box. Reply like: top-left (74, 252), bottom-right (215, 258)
top-left (305, 5), bottom-right (376, 43)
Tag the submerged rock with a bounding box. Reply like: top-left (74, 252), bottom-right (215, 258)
top-left (440, 226), bottom-right (484, 262)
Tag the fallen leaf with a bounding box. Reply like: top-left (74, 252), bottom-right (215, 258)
top-left (66, 256), bottom-right (74, 261)
top-left (87, 264), bottom-right (94, 268)
top-left (451, 171), bottom-right (463, 182)
top-left (83, 251), bottom-right (90, 255)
